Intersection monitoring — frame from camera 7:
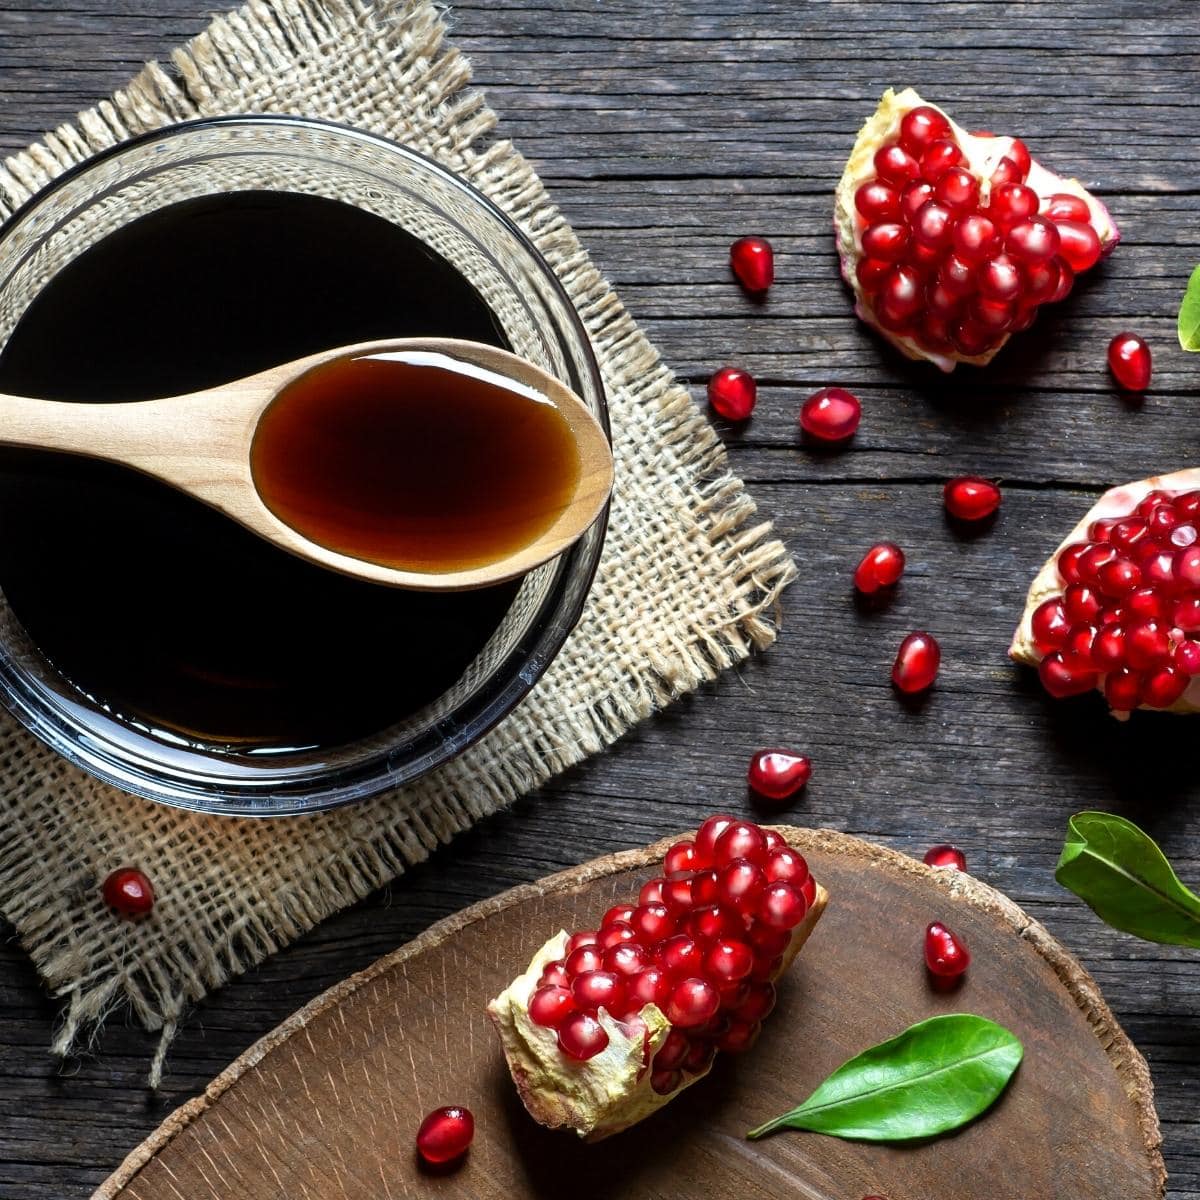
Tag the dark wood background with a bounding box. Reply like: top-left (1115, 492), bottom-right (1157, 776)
top-left (1, 1), bottom-right (1198, 1196)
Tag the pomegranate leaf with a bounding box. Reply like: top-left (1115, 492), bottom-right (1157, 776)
top-left (1056, 811), bottom-right (1200, 947)
top-left (1180, 264), bottom-right (1200, 351)
top-left (746, 1014), bottom-right (1021, 1142)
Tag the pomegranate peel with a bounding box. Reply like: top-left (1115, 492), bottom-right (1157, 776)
top-left (1011, 467), bottom-right (1200, 716)
top-left (834, 88), bottom-right (1119, 371)
top-left (487, 826), bottom-right (828, 1140)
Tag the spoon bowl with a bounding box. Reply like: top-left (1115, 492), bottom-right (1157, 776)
top-left (0, 338), bottom-right (613, 591)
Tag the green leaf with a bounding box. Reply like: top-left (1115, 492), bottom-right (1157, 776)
top-left (1056, 811), bottom-right (1200, 947)
top-left (1179, 263), bottom-right (1200, 351)
top-left (746, 1014), bottom-right (1022, 1142)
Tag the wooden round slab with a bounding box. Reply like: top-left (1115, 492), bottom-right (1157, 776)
top-left (96, 828), bottom-right (1165, 1199)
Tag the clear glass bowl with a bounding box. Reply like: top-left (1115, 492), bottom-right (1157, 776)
top-left (0, 115), bottom-right (607, 816)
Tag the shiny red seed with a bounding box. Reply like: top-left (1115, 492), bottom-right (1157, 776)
top-left (565, 945), bottom-right (604, 976)
top-left (1038, 652), bottom-right (1098, 698)
top-left (988, 183), bottom-right (1038, 229)
top-left (1097, 557), bottom-right (1141, 597)
top-left (566, 930), bottom-right (598, 953)
top-left (747, 747), bottom-right (812, 799)
top-left (799, 387), bottom-right (861, 442)
top-left (1064, 583), bottom-right (1103, 623)
top-left (763, 847), bottom-right (809, 886)
top-left (944, 475), bottom-right (1001, 521)
top-left (682, 903), bottom-right (741, 944)
top-left (854, 541), bottom-right (906, 594)
top-left (912, 201), bottom-right (955, 249)
top-left (529, 985), bottom-right (576, 1028)
top-left (1055, 221), bottom-right (1102, 272)
top-left (1093, 625), bottom-right (1126, 669)
top-left (663, 841), bottom-right (698, 876)
top-left (1031, 599), bottom-right (1070, 653)
top-left (597, 921), bottom-right (637, 950)
top-left (716, 1018), bottom-right (762, 1054)
top-left (1126, 619), bottom-right (1171, 669)
top-left (892, 631), bottom-right (941, 693)
top-left (900, 179), bottom-right (935, 221)
top-left (666, 977), bottom-right (720, 1027)
top-left (747, 925), bottom-right (790, 957)
top-left (102, 867), bottom-right (155, 917)
top-left (416, 1106), bottom-right (474, 1165)
top-left (733, 980), bottom-right (777, 1022)
top-left (1175, 596), bottom-right (1200, 632)
top-left (1105, 669), bottom-right (1144, 712)
top-left (714, 821), bottom-right (769, 867)
top-left (856, 256), bottom-right (892, 293)
top-left (1057, 543), bottom-right (1088, 583)
top-left (1177, 640), bottom-right (1200, 674)
top-left (1042, 192), bottom-right (1091, 223)
top-left (923, 844), bottom-right (967, 871)
top-left (707, 366), bottom-right (757, 421)
top-left (572, 970), bottom-right (625, 1015)
top-left (718, 858), bottom-right (767, 908)
top-left (951, 213), bottom-right (998, 263)
top-left (1005, 216), bottom-right (1060, 264)
top-left (557, 1011), bottom-right (609, 1060)
top-left (602, 904), bottom-right (636, 929)
top-left (657, 934), bottom-right (704, 976)
top-left (968, 294), bottom-right (1017, 333)
top-left (876, 264), bottom-right (924, 329)
top-left (539, 960), bottom-right (570, 989)
top-left (874, 144), bottom-right (921, 185)
top-left (757, 881), bottom-right (808, 929)
top-left (650, 1067), bottom-right (682, 1095)
top-left (938, 252), bottom-right (977, 297)
top-left (919, 138), bottom-right (962, 181)
top-left (691, 868), bottom-right (720, 908)
top-left (934, 166), bottom-right (979, 211)
top-left (730, 235), bottom-right (774, 291)
top-left (604, 943), bottom-right (651, 978)
top-left (1107, 333), bottom-right (1152, 391)
top-left (862, 222), bottom-right (911, 261)
top-left (1144, 667), bottom-right (1189, 708)
top-left (661, 875), bottom-right (695, 912)
top-left (899, 106), bottom-right (952, 154)
top-left (1048, 259), bottom-right (1075, 303)
top-left (855, 180), bottom-right (902, 222)
top-left (1007, 137), bottom-right (1032, 178)
top-left (693, 814), bottom-right (738, 867)
top-left (639, 878), bottom-right (665, 906)
top-left (1179, 546), bottom-right (1200, 588)
top-left (626, 967), bottom-right (670, 1012)
top-left (654, 1028), bottom-right (690, 1070)
top-left (977, 253), bottom-right (1023, 303)
top-left (924, 921), bottom-right (970, 978)
top-left (704, 939), bottom-right (755, 983)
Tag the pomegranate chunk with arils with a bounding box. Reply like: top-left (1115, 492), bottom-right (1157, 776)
top-left (834, 88), bottom-right (1119, 371)
top-left (1011, 468), bottom-right (1200, 716)
top-left (487, 818), bottom-right (828, 1140)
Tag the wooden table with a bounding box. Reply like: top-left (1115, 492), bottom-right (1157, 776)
top-left (0, 2), bottom-right (1197, 1196)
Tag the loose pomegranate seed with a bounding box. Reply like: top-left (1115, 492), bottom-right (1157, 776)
top-left (416, 1105), bottom-right (474, 1165)
top-left (747, 747), bottom-right (812, 800)
top-left (853, 540), bottom-right (906, 595)
top-left (892, 631), bottom-right (941, 693)
top-left (529, 985), bottom-right (576, 1028)
top-left (924, 921), bottom-right (970, 978)
top-left (707, 366), bottom-right (757, 420)
top-left (799, 387), bottom-right (861, 442)
top-left (1107, 333), bottom-right (1152, 391)
top-left (666, 977), bottom-right (720, 1027)
top-left (730, 236), bottom-right (773, 291)
top-left (944, 475), bottom-right (1001, 521)
top-left (102, 867), bottom-right (155, 918)
top-left (924, 844), bottom-right (967, 871)
top-left (558, 1011), bottom-right (609, 1060)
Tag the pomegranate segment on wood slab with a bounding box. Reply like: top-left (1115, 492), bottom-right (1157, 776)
top-left (487, 816), bottom-right (827, 1140)
top-left (834, 87), bottom-right (1119, 371)
top-left (1011, 469), bottom-right (1200, 715)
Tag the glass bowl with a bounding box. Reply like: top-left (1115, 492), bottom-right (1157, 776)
top-left (0, 115), bottom-right (607, 816)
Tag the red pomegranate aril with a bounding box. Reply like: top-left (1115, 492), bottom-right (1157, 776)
top-left (716, 1018), bottom-right (762, 1055)
top-left (968, 295), bottom-right (1016, 333)
top-left (572, 970), bottom-right (625, 1015)
top-left (917, 312), bottom-right (954, 354)
top-left (878, 264), bottom-right (924, 326)
top-left (683, 1039), bottom-right (717, 1075)
top-left (1066, 624), bottom-right (1096, 662)
top-left (751, 952), bottom-right (785, 982)
top-left (1175, 596), bottom-right (1200, 632)
top-left (748, 923), bottom-right (791, 956)
top-left (539, 960), bottom-right (571, 989)
top-left (1048, 259), bottom-right (1075, 303)
top-left (683, 904), bottom-right (741, 944)
top-left (639, 878), bottom-right (665, 906)
top-left (1063, 583), bottom-right (1103, 623)
top-left (977, 254), bottom-right (1023, 302)
top-left (1137, 489), bottom-right (1170, 514)
top-left (924, 921), bottom-right (970, 978)
top-left (900, 179), bottom-right (935, 221)
top-left (1022, 258), bottom-right (1060, 305)
top-left (714, 821), bottom-right (769, 867)
top-left (1109, 517), bottom-right (1148, 551)
top-left (626, 967), bottom-right (670, 1011)
top-left (1057, 543), bottom-right (1088, 583)
top-left (1098, 557), bottom-right (1141, 597)
top-left (557, 1011), bottom-right (609, 1060)
top-left (951, 213), bottom-right (998, 263)
top-left (730, 236), bottom-right (774, 291)
top-left (529, 985), bottom-right (577, 1028)
top-left (1174, 525), bottom-right (1199, 548)
top-left (1038, 652), bottom-right (1098, 698)
top-left (102, 867), bottom-right (155, 917)
top-left (856, 256), bottom-right (892, 293)
top-left (718, 858), bottom-right (767, 908)
top-left (862, 222), bottom-right (911, 261)
top-left (1006, 137), bottom-right (1032, 178)
top-left (855, 180), bottom-right (902, 222)
top-left (1144, 667), bottom-right (1189, 708)
top-left (1125, 619), bottom-right (1171, 669)
top-left (602, 904), bottom-right (637, 929)
top-left (1077, 543), bottom-right (1118, 585)
top-left (666, 977), bottom-right (720, 1028)
top-left (763, 847), bottom-right (810, 887)
top-left (1108, 333), bottom-right (1152, 391)
top-left (629, 902), bottom-right (674, 944)
top-left (604, 943), bottom-right (651, 978)
top-left (662, 875), bottom-right (696, 913)
top-left (1178, 492), bottom-right (1200, 519)
top-left (939, 252), bottom-right (977, 296)
top-left (1031, 598), bottom-right (1071, 652)
top-left (565, 945), bottom-right (605, 976)
top-left (945, 475), bottom-right (1003, 523)
top-left (1178, 640), bottom-right (1200, 674)
top-left (707, 366), bottom-right (757, 421)
top-left (919, 138), bottom-right (962, 181)
top-left (1092, 625), bottom-right (1126, 668)
top-left (1127, 587), bottom-right (1163, 620)
top-left (934, 166), bottom-right (979, 211)
top-left (892, 631), bottom-right (941, 693)
top-left (874, 143), bottom-right (921, 185)
top-left (566, 930), bottom-right (598, 953)
top-left (747, 748), bottom-right (812, 800)
top-left (799, 387), bottom-right (861, 442)
top-left (734, 981), bottom-right (777, 1023)
top-left (912, 201), bottom-right (955, 249)
top-left (416, 1106), bottom-right (474, 1165)
top-left (663, 842), bottom-right (698, 877)
top-left (650, 1068), bottom-right (682, 1095)
top-left (692, 869), bottom-right (721, 907)
top-left (654, 1028), bottom-right (690, 1071)
top-left (704, 939), bottom-right (755, 983)
top-left (923, 844), bottom-right (967, 871)
top-left (952, 316), bottom-right (998, 357)
top-left (1042, 192), bottom-right (1091, 223)
top-left (988, 183), bottom-right (1038, 229)
top-left (757, 881), bottom-right (808, 929)
top-left (694, 815), bottom-right (737, 866)
top-left (1148, 505), bottom-right (1180, 537)
top-left (926, 280), bottom-right (963, 319)
top-left (1105, 669), bottom-right (1144, 712)
top-left (657, 934), bottom-right (704, 977)
top-left (598, 921), bottom-right (637, 950)
top-left (854, 541), bottom-right (906, 594)
top-left (1055, 220), bottom-right (1102, 271)
top-left (1179, 546), bottom-right (1200, 588)
top-left (899, 105), bottom-right (952, 154)
top-left (1005, 216), bottom-right (1061, 264)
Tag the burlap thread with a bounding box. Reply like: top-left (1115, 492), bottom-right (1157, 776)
top-left (0, 0), bottom-right (796, 1084)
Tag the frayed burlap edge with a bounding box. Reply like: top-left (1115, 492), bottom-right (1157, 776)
top-left (0, 0), bottom-right (798, 1087)
top-left (93, 827), bottom-right (1165, 1198)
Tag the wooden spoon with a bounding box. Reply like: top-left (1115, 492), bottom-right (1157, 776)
top-left (0, 338), bottom-right (612, 591)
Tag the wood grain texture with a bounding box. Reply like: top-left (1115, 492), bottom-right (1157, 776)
top-left (0, 0), bottom-right (1198, 1197)
top-left (94, 828), bottom-right (1164, 1200)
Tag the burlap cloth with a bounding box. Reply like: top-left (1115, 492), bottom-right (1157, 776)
top-left (0, 0), bottom-right (795, 1084)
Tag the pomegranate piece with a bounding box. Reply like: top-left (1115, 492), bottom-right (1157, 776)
top-left (853, 541), bottom-right (906, 593)
top-left (834, 88), bottom-right (1119, 371)
top-left (944, 475), bottom-right (1001, 522)
top-left (1107, 332), bottom-right (1152, 392)
top-left (892, 631), bottom-right (941, 693)
top-left (924, 921), bottom-right (970, 978)
top-left (1011, 468), bottom-right (1200, 716)
top-left (799, 386), bottom-right (861, 442)
top-left (488, 819), bottom-right (828, 1139)
top-left (730, 236), bottom-right (774, 292)
top-left (416, 1105), bottom-right (474, 1165)
top-left (707, 366), bottom-right (757, 420)
top-left (924, 843), bottom-right (967, 871)
top-left (102, 867), bottom-right (155, 918)
top-left (747, 748), bottom-right (811, 801)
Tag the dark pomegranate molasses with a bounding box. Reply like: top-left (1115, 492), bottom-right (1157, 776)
top-left (0, 192), bottom-right (521, 747)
